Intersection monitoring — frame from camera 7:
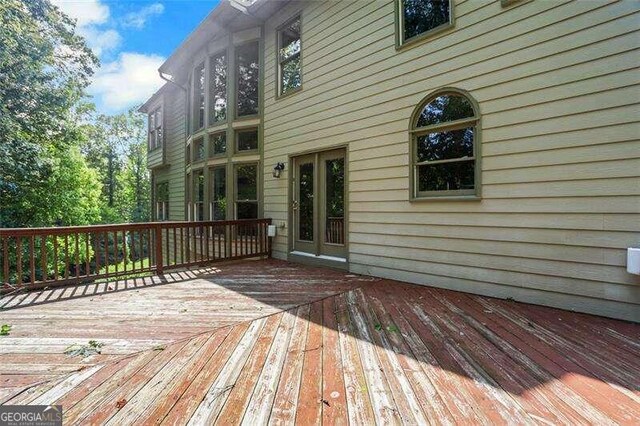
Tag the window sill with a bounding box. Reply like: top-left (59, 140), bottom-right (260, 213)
top-left (148, 146), bottom-right (163, 153)
top-left (410, 194), bottom-right (481, 202)
top-left (396, 21), bottom-right (454, 51)
top-left (233, 149), bottom-right (260, 156)
top-left (276, 85), bottom-right (303, 101)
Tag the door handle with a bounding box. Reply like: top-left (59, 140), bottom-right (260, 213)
top-left (292, 200), bottom-right (299, 210)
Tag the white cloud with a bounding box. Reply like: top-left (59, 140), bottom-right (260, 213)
top-left (50, 0), bottom-right (109, 27)
top-left (89, 52), bottom-right (166, 113)
top-left (51, 0), bottom-right (121, 57)
top-left (78, 27), bottom-right (122, 57)
top-left (122, 3), bottom-right (165, 29)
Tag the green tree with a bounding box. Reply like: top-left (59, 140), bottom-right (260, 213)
top-left (0, 0), bottom-right (98, 227)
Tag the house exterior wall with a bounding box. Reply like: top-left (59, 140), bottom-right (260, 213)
top-left (145, 0), bottom-right (640, 321)
top-left (261, 0), bottom-right (640, 321)
top-left (151, 86), bottom-right (186, 222)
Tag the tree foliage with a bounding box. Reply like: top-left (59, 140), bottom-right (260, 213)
top-left (0, 0), bottom-right (99, 227)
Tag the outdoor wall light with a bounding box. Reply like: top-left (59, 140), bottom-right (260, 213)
top-left (273, 162), bottom-right (285, 178)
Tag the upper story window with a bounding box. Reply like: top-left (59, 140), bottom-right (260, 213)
top-left (411, 89), bottom-right (480, 199)
top-left (209, 52), bottom-right (227, 124)
top-left (193, 63), bottom-right (205, 131)
top-left (155, 182), bottom-right (169, 221)
top-left (236, 41), bottom-right (259, 117)
top-left (398, 0), bottom-right (452, 47)
top-left (278, 17), bottom-right (301, 96)
top-left (148, 107), bottom-right (162, 150)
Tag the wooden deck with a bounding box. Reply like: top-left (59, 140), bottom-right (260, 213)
top-left (1, 260), bottom-right (638, 424)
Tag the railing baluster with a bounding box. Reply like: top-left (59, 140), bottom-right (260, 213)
top-left (53, 236), bottom-right (59, 281)
top-left (122, 230), bottom-right (127, 274)
top-left (17, 237), bottom-right (23, 285)
top-left (75, 232), bottom-right (80, 280)
top-left (85, 233), bottom-right (90, 277)
top-left (41, 235), bottom-right (47, 282)
top-left (63, 234), bottom-right (69, 280)
top-left (29, 235), bottom-right (35, 285)
top-left (2, 237), bottom-right (8, 287)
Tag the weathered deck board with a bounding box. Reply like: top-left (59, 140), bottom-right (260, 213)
top-left (1, 260), bottom-right (638, 425)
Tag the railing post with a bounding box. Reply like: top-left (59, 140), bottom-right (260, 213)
top-left (155, 224), bottom-right (164, 275)
top-left (267, 219), bottom-right (273, 258)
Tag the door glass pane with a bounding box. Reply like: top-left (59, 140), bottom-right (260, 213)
top-left (298, 162), bottom-right (314, 242)
top-left (325, 158), bottom-right (344, 245)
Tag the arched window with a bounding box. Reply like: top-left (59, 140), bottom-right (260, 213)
top-left (410, 89), bottom-right (480, 199)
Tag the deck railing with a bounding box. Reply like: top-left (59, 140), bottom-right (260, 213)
top-left (0, 219), bottom-right (272, 294)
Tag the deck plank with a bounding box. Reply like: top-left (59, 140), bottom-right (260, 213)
top-left (268, 304), bottom-right (311, 426)
top-left (294, 300), bottom-right (324, 426)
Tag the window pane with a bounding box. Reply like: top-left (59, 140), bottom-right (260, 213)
top-left (156, 182), bottom-right (169, 202)
top-left (417, 127), bottom-right (474, 162)
top-left (194, 138), bottom-right (205, 161)
top-left (279, 18), bottom-right (301, 61)
top-left (281, 55), bottom-right (301, 94)
top-left (194, 171), bottom-right (204, 202)
top-left (210, 132), bottom-right (226, 155)
top-left (236, 164), bottom-right (257, 200)
top-left (156, 127), bottom-right (162, 147)
top-left (209, 53), bottom-right (227, 123)
top-left (212, 167), bottom-right (226, 220)
top-left (236, 42), bottom-right (259, 117)
top-left (194, 63), bottom-right (205, 129)
top-left (417, 94), bottom-right (475, 127)
top-left (325, 158), bottom-right (344, 245)
top-left (418, 160), bottom-right (474, 192)
top-left (155, 109), bottom-right (162, 127)
top-left (403, 0), bottom-right (450, 41)
top-left (299, 162), bottom-right (314, 242)
top-left (236, 202), bottom-right (258, 219)
top-left (237, 129), bottom-right (258, 152)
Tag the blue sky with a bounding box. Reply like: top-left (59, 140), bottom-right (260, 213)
top-left (51, 0), bottom-right (220, 114)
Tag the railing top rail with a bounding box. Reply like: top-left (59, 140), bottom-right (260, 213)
top-left (0, 218), bottom-right (272, 237)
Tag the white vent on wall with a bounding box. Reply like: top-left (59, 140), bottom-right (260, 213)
top-left (627, 248), bottom-right (640, 275)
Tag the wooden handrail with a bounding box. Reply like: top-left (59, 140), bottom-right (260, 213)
top-left (0, 219), bottom-right (272, 294)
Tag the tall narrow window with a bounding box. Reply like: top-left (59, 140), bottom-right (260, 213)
top-left (186, 143), bottom-right (191, 166)
top-left (193, 63), bottom-right (205, 130)
top-left (278, 17), bottom-right (301, 96)
top-left (236, 41), bottom-right (259, 117)
top-left (148, 107), bottom-right (162, 150)
top-left (193, 170), bottom-right (205, 221)
top-left (209, 52), bottom-right (227, 124)
top-left (235, 164), bottom-right (258, 219)
top-left (398, 0), bottom-right (452, 46)
top-left (155, 182), bottom-right (169, 221)
top-left (411, 90), bottom-right (479, 198)
top-left (210, 166), bottom-right (226, 220)
top-left (210, 132), bottom-right (226, 157)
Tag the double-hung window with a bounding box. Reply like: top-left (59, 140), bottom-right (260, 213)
top-left (235, 164), bottom-right (258, 219)
top-left (210, 166), bottom-right (226, 220)
top-left (155, 182), bottom-right (169, 221)
top-left (277, 17), bottom-right (301, 96)
top-left (411, 90), bottom-right (480, 199)
top-left (148, 107), bottom-right (162, 150)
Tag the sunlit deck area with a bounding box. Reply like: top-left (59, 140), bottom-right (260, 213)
top-left (1, 259), bottom-right (638, 424)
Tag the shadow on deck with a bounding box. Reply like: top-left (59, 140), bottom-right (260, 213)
top-left (0, 259), bottom-right (638, 424)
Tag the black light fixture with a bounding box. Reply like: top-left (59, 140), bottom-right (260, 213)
top-left (273, 162), bottom-right (285, 178)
